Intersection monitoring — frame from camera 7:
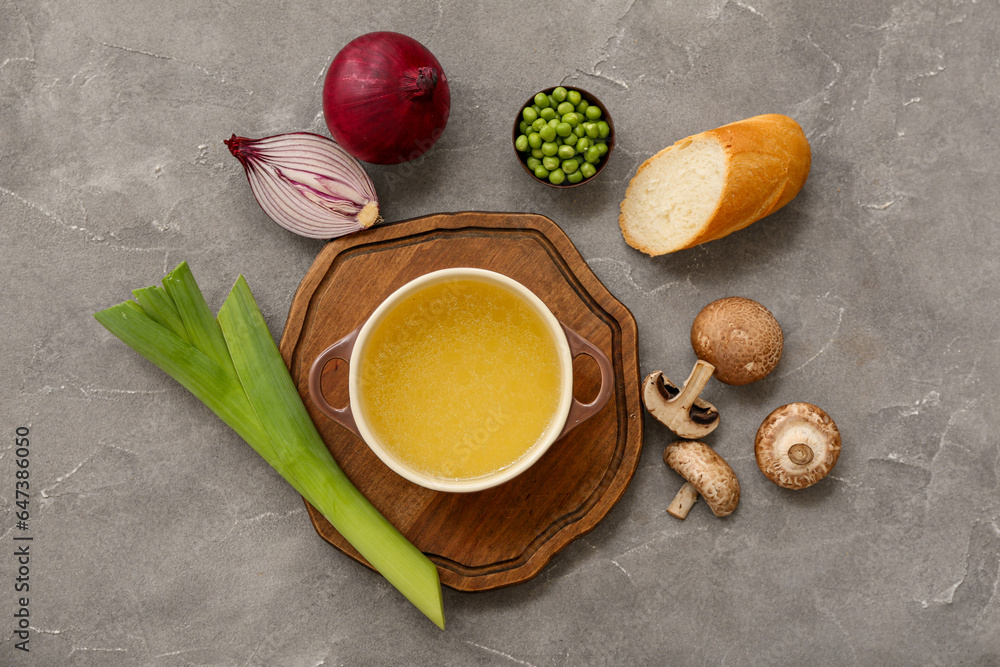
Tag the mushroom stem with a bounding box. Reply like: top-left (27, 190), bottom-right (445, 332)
top-left (661, 360), bottom-right (716, 436)
top-left (666, 482), bottom-right (700, 520)
top-left (788, 443), bottom-right (814, 465)
top-left (675, 360), bottom-right (715, 414)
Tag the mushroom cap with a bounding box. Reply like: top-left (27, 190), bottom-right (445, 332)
top-left (663, 440), bottom-right (740, 517)
top-left (690, 297), bottom-right (783, 385)
top-left (755, 402), bottom-right (841, 490)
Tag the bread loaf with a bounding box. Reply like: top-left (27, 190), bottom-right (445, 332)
top-left (618, 114), bottom-right (811, 256)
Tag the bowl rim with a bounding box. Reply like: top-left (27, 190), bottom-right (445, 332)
top-left (347, 267), bottom-right (575, 493)
top-left (512, 85), bottom-right (615, 189)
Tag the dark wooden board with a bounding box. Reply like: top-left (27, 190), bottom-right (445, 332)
top-left (279, 212), bottom-right (642, 592)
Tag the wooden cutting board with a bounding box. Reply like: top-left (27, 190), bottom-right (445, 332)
top-left (279, 211), bottom-right (642, 591)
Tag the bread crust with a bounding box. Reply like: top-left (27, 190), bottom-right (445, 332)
top-left (619, 114), bottom-right (811, 256)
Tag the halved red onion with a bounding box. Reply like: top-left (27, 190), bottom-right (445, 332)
top-left (225, 132), bottom-right (380, 240)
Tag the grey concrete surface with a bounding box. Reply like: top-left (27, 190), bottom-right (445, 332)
top-left (2, 0), bottom-right (998, 664)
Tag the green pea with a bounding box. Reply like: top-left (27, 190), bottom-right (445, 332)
top-left (540, 107), bottom-right (557, 121)
top-left (541, 142), bottom-right (559, 156)
top-left (562, 159), bottom-right (579, 174)
top-left (526, 157), bottom-right (541, 170)
top-left (547, 94), bottom-right (558, 108)
top-left (576, 137), bottom-right (591, 152)
top-left (552, 86), bottom-right (568, 102)
top-left (534, 165), bottom-right (550, 179)
top-left (555, 122), bottom-right (572, 137)
top-left (534, 93), bottom-right (550, 108)
top-left (596, 141), bottom-right (608, 156)
top-left (597, 121), bottom-right (610, 138)
top-left (573, 125), bottom-right (586, 138)
top-left (567, 89), bottom-right (582, 105)
top-left (542, 155), bottom-right (560, 170)
top-left (567, 170), bottom-right (584, 184)
top-left (539, 125), bottom-right (557, 142)
top-left (515, 134), bottom-right (529, 152)
top-left (556, 101), bottom-right (575, 116)
top-left (548, 168), bottom-right (566, 185)
top-left (557, 144), bottom-right (576, 160)
top-left (531, 148), bottom-right (544, 159)
top-left (528, 132), bottom-right (542, 149)
top-left (522, 107), bottom-right (538, 123)
top-left (580, 162), bottom-right (597, 178)
top-left (584, 122), bottom-right (599, 139)
top-left (576, 100), bottom-right (589, 114)
top-left (562, 134), bottom-right (578, 148)
top-left (585, 105), bottom-right (602, 120)
top-left (519, 121), bottom-right (528, 134)
top-left (563, 113), bottom-right (580, 128)
top-left (547, 118), bottom-right (559, 128)
top-left (584, 146), bottom-right (601, 163)
top-left (532, 118), bottom-right (547, 132)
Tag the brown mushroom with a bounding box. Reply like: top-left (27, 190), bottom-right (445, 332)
top-left (642, 360), bottom-right (720, 438)
top-left (663, 440), bottom-right (740, 519)
top-left (755, 402), bottom-right (841, 489)
top-left (690, 297), bottom-right (783, 385)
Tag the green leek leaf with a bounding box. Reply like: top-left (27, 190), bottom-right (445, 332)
top-left (131, 285), bottom-right (187, 342)
top-left (162, 262), bottom-right (235, 375)
top-left (92, 301), bottom-right (305, 493)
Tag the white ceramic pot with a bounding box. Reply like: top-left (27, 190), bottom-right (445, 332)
top-left (308, 268), bottom-right (612, 493)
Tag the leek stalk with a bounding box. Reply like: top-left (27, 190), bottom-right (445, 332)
top-left (94, 262), bottom-right (444, 628)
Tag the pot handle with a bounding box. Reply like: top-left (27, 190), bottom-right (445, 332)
top-left (308, 325), bottom-right (362, 437)
top-left (558, 322), bottom-right (614, 439)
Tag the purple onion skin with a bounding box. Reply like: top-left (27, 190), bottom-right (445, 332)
top-left (323, 32), bottom-right (450, 165)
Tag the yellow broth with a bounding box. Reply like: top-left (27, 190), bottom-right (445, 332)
top-left (358, 278), bottom-right (563, 480)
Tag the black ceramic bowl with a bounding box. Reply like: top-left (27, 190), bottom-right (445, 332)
top-left (513, 86), bottom-right (615, 189)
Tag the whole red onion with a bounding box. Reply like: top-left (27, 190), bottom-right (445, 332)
top-left (323, 32), bottom-right (450, 165)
